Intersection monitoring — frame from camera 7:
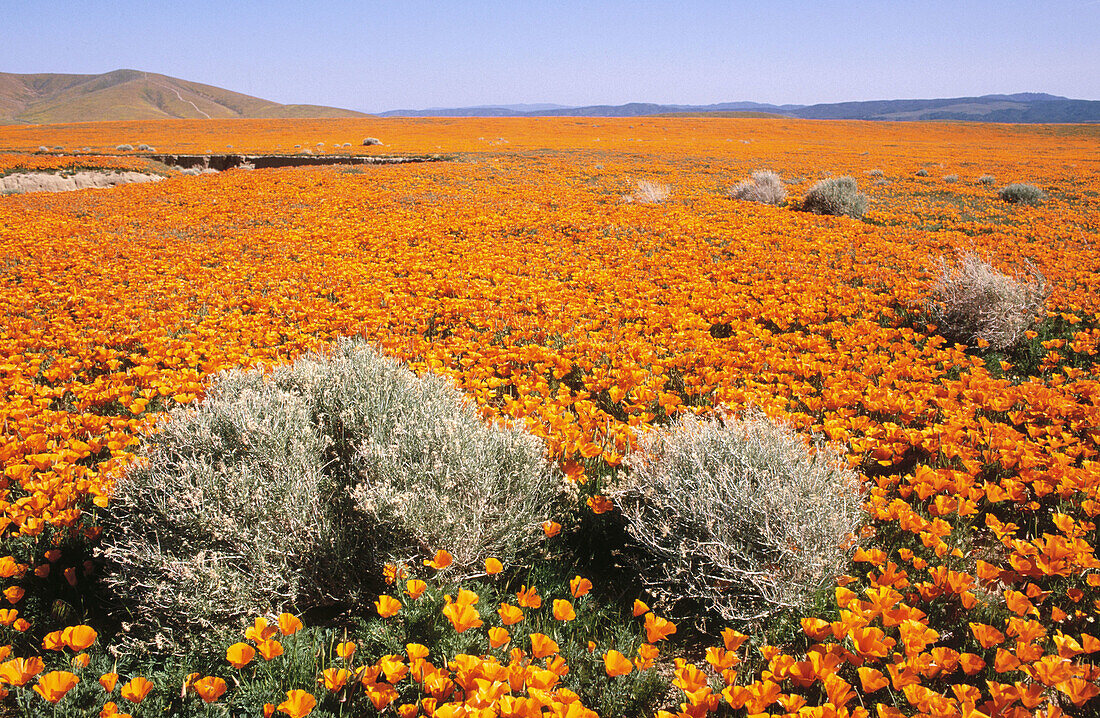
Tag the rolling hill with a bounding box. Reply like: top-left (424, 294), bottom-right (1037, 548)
top-left (0, 69), bottom-right (369, 124)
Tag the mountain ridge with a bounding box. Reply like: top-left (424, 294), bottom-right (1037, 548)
top-left (379, 93), bottom-right (1100, 123)
top-left (0, 69), bottom-right (369, 124)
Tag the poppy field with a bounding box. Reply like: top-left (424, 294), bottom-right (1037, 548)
top-left (1, 116), bottom-right (1099, 717)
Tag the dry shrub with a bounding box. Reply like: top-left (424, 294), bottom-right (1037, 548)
top-left (728, 170), bottom-right (787, 205)
top-left (628, 180), bottom-right (671, 204)
top-left (925, 252), bottom-right (1049, 350)
top-left (801, 176), bottom-right (868, 218)
top-left (611, 410), bottom-right (862, 623)
top-left (101, 337), bottom-right (563, 654)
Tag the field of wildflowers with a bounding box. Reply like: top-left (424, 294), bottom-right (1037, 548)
top-left (0, 117), bottom-right (1098, 716)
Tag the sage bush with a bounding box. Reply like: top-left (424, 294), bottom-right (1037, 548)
top-left (101, 338), bottom-right (564, 654)
top-left (611, 410), bottom-right (862, 624)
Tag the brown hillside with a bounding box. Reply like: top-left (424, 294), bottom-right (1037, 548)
top-left (0, 69), bottom-right (370, 124)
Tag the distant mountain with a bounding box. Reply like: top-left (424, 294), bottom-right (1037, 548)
top-left (378, 100), bottom-right (804, 118)
top-left (379, 93), bottom-right (1100, 122)
top-left (0, 69), bottom-right (369, 124)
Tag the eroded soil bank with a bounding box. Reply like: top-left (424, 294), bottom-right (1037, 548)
top-left (1, 171), bottom-right (164, 194)
top-left (149, 153), bottom-right (446, 170)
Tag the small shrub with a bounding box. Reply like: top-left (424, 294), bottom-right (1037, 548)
top-left (101, 338), bottom-right (563, 654)
top-left (925, 251), bottom-right (1049, 350)
top-left (611, 409), bottom-right (862, 623)
top-left (137, 144), bottom-right (152, 152)
top-left (915, 168), bottom-right (929, 177)
top-left (977, 174), bottom-right (995, 185)
top-left (728, 170), bottom-right (787, 205)
top-left (628, 180), bottom-right (671, 204)
top-left (867, 169), bottom-right (884, 177)
top-left (115, 144), bottom-right (134, 152)
top-left (800, 176), bottom-right (868, 218)
top-left (362, 137), bottom-right (382, 146)
top-left (943, 174), bottom-right (958, 183)
top-left (998, 183), bottom-right (1045, 205)
top-left (873, 178), bottom-right (890, 186)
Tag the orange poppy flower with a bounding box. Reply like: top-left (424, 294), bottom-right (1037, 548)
top-left (193, 676), bottom-right (227, 703)
top-left (569, 576), bottom-right (592, 598)
top-left (857, 667), bottom-right (889, 693)
top-left (632, 599), bottom-right (649, 617)
top-left (542, 521), bottom-right (562, 538)
top-left (498, 603), bottom-right (524, 625)
top-left (485, 557), bottom-right (504, 574)
top-left (603, 650), bottom-right (633, 676)
top-left (336, 641), bottom-right (356, 660)
top-left (277, 689), bottom-right (317, 718)
top-left (257, 639), bottom-right (284, 660)
top-left (120, 676), bottom-right (154, 704)
top-left (636, 643), bottom-right (660, 670)
top-left (644, 613), bottom-right (676, 643)
top-left (442, 600), bottom-right (483, 633)
top-left (245, 617), bottom-right (278, 643)
top-left (321, 667), bottom-right (350, 691)
top-left (424, 550), bottom-right (453, 570)
top-left (406, 643), bottom-right (430, 661)
top-left (529, 633), bottom-right (560, 659)
top-left (226, 642), bottom-right (256, 669)
top-left (42, 630), bottom-right (65, 651)
top-left (970, 622), bottom-right (1006, 648)
top-left (376, 594), bottom-right (402, 618)
top-left (586, 495), bottom-right (613, 514)
top-left (99, 672), bottom-right (118, 692)
top-left (552, 599), bottom-right (576, 621)
top-left (721, 628), bottom-right (749, 652)
top-left (277, 613), bottom-right (303, 635)
top-left (33, 671), bottom-right (79, 704)
top-left (406, 579), bottom-right (427, 599)
top-left (515, 585), bottom-right (542, 608)
top-left (488, 627), bottom-right (510, 647)
top-left (99, 701), bottom-right (130, 718)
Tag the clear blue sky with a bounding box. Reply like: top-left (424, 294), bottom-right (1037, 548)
top-left (3, 1), bottom-right (1099, 112)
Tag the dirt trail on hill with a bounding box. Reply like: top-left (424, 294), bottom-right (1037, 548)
top-left (1, 171), bottom-right (164, 194)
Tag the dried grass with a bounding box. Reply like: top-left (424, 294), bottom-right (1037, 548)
top-left (628, 180), bottom-right (671, 204)
top-left (728, 170), bottom-right (787, 205)
top-left (925, 252), bottom-right (1049, 350)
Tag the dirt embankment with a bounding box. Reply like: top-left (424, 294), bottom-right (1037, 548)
top-left (1, 171), bottom-right (164, 194)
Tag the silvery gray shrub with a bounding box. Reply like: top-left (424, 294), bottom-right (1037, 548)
top-left (998, 183), bottom-right (1045, 205)
top-left (801, 176), bottom-right (868, 218)
top-left (611, 410), bottom-right (862, 624)
top-left (101, 337), bottom-right (564, 654)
